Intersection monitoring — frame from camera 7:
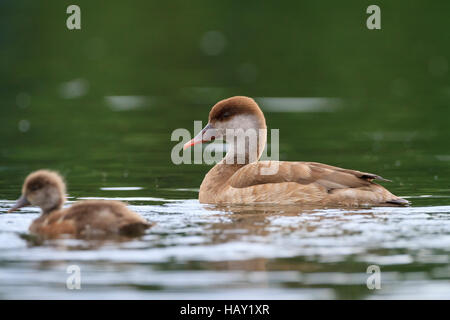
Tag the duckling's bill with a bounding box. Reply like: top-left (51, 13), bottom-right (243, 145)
top-left (8, 195), bottom-right (29, 213)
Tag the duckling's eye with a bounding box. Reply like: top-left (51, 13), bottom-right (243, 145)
top-left (222, 111), bottom-right (231, 118)
top-left (29, 183), bottom-right (42, 191)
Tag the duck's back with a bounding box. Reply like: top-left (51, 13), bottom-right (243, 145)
top-left (201, 161), bottom-right (409, 206)
top-left (30, 200), bottom-right (152, 238)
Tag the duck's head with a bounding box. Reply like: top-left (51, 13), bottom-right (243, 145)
top-left (8, 170), bottom-right (66, 214)
top-left (184, 96), bottom-right (267, 150)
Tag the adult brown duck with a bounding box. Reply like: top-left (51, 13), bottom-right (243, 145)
top-left (183, 96), bottom-right (409, 207)
top-left (8, 170), bottom-right (152, 239)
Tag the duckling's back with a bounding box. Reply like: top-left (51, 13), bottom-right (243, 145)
top-left (31, 200), bottom-right (152, 239)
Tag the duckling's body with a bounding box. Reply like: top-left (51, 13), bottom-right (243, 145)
top-left (29, 200), bottom-right (151, 239)
top-left (184, 96), bottom-right (409, 207)
top-left (9, 170), bottom-right (152, 239)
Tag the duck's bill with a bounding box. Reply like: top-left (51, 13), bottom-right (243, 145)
top-left (183, 123), bottom-right (217, 150)
top-left (8, 195), bottom-right (30, 213)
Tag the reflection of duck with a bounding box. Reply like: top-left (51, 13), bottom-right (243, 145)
top-left (184, 96), bottom-right (409, 206)
top-left (8, 170), bottom-right (152, 239)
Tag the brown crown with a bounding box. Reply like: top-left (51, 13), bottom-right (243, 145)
top-left (23, 170), bottom-right (66, 195)
top-left (208, 96), bottom-right (266, 125)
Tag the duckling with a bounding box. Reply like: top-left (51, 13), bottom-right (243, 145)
top-left (8, 170), bottom-right (152, 239)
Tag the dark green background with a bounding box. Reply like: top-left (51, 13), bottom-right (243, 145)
top-left (0, 0), bottom-right (449, 203)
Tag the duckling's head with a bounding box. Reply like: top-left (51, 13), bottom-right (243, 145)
top-left (184, 96), bottom-right (266, 149)
top-left (9, 170), bottom-right (66, 214)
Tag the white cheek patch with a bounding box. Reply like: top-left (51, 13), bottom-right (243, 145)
top-left (224, 114), bottom-right (258, 131)
top-left (31, 186), bottom-right (62, 211)
top-left (216, 114), bottom-right (266, 164)
top-left (216, 114), bottom-right (258, 133)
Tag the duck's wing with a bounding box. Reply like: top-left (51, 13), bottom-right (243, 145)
top-left (228, 161), bottom-right (390, 191)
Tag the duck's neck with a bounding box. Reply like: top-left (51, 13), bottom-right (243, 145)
top-left (42, 206), bottom-right (59, 215)
top-left (199, 126), bottom-right (267, 201)
top-left (222, 127), bottom-right (267, 165)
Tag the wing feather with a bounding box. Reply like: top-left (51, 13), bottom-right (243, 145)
top-left (229, 161), bottom-right (389, 191)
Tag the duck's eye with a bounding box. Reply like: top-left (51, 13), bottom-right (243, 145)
top-left (222, 112), bottom-right (231, 118)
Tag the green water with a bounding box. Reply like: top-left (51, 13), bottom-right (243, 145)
top-left (0, 0), bottom-right (449, 299)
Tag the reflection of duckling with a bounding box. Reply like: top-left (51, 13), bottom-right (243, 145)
top-left (184, 96), bottom-right (409, 207)
top-left (8, 170), bottom-right (152, 239)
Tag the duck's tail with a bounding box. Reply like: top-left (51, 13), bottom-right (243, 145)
top-left (386, 197), bottom-right (410, 206)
